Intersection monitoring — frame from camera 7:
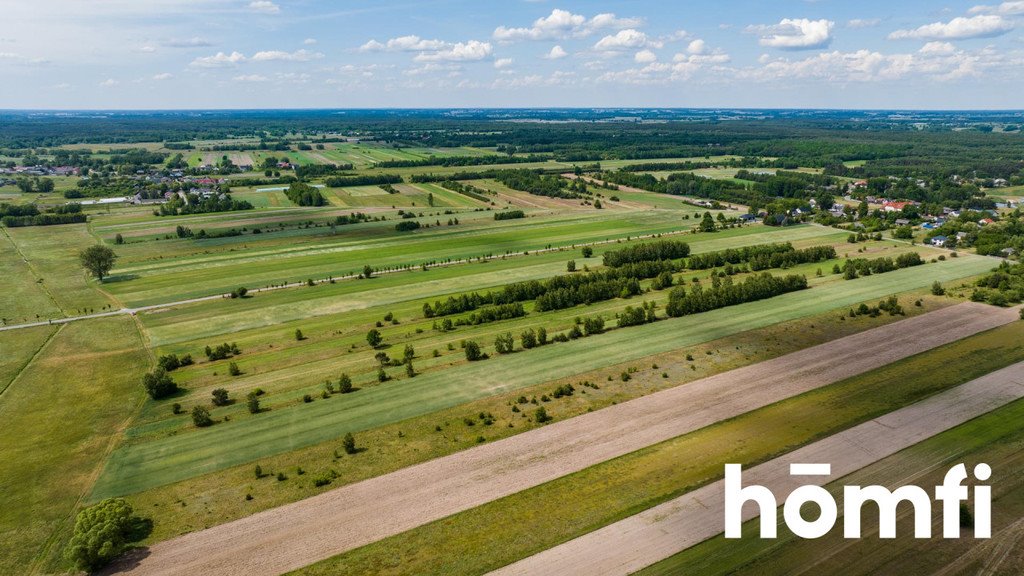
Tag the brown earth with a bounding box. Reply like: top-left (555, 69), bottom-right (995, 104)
top-left (105, 302), bottom-right (1018, 576)
top-left (493, 361), bottom-right (1024, 575)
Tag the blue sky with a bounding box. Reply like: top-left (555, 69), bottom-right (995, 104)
top-left (3, 0), bottom-right (1024, 109)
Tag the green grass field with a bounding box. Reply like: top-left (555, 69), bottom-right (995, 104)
top-left (0, 317), bottom-right (149, 575)
top-left (123, 290), bottom-right (955, 545)
top-left (3, 225), bottom-right (117, 317)
top-left (91, 252), bottom-right (994, 498)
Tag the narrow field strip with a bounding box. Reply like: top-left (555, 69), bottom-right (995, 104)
top-left (91, 257), bottom-right (998, 498)
top-left (496, 363), bottom-right (1024, 576)
top-left (102, 302), bottom-right (1016, 576)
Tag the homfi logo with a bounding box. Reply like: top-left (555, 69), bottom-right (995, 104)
top-left (724, 463), bottom-right (991, 539)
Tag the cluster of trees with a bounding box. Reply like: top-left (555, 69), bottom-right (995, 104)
top-left (452, 302), bottom-right (526, 327)
top-left (11, 176), bottom-right (55, 193)
top-left (394, 220), bottom-right (421, 232)
top-left (493, 210), bottom-right (525, 221)
top-left (666, 273), bottom-right (808, 317)
top-left (157, 353), bottom-right (193, 372)
top-left (205, 342), bottom-right (240, 361)
top-left (334, 212), bottom-right (372, 226)
top-left (971, 261), bottom-right (1024, 306)
top-left (157, 192), bottom-right (253, 216)
top-left (423, 258), bottom-right (677, 318)
top-left (841, 252), bottom-right (923, 280)
top-left (493, 169), bottom-right (579, 199)
top-left (687, 243), bottom-right (836, 271)
top-left (438, 179), bottom-right (491, 202)
top-left (603, 239), bottom-right (691, 267)
top-left (598, 170), bottom-right (759, 207)
top-left (534, 276), bottom-right (640, 312)
top-left (294, 163), bottom-right (354, 179)
top-left (617, 301), bottom-right (659, 327)
top-left (142, 368), bottom-right (178, 399)
top-left (64, 498), bottom-right (144, 572)
top-left (284, 182), bottom-right (326, 206)
top-left (1, 202), bottom-right (87, 227)
top-left (324, 174), bottom-right (402, 187)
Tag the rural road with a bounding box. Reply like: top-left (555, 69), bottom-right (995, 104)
top-left (104, 302), bottom-right (1018, 576)
top-left (491, 361), bottom-right (1024, 576)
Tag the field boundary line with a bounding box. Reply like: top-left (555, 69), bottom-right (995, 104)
top-left (492, 367), bottom-right (1024, 576)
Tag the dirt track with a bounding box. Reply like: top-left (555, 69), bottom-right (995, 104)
top-left (492, 361), bottom-right (1024, 576)
top-left (106, 302), bottom-right (1018, 576)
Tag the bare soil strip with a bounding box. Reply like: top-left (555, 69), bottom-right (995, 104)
top-left (107, 303), bottom-right (1017, 576)
top-left (493, 362), bottom-right (1024, 576)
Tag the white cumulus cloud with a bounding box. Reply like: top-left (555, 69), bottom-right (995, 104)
top-left (889, 15), bottom-right (1014, 40)
top-left (634, 49), bottom-right (657, 63)
top-left (748, 18), bottom-right (834, 50)
top-left (594, 29), bottom-right (662, 52)
top-left (360, 35), bottom-right (449, 52)
top-left (152, 72), bottom-right (173, 80)
top-left (250, 49), bottom-right (323, 62)
top-left (494, 9), bottom-right (642, 41)
top-left (969, 1), bottom-right (1024, 15)
top-left (413, 40), bottom-right (492, 62)
top-left (544, 45), bottom-right (569, 59)
top-left (190, 51), bottom-right (247, 67)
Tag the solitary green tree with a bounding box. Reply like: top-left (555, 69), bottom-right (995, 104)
top-left (246, 392), bottom-right (261, 414)
top-left (191, 405), bottom-right (213, 427)
top-left (343, 432), bottom-right (358, 454)
top-left (366, 329), bottom-right (383, 348)
top-left (699, 212), bottom-right (717, 233)
top-left (64, 498), bottom-right (138, 572)
top-left (79, 245), bottom-right (117, 281)
top-left (338, 373), bottom-right (353, 393)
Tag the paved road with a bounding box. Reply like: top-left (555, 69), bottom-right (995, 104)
top-left (491, 362), bottom-right (1024, 576)
top-left (103, 302), bottom-right (1017, 576)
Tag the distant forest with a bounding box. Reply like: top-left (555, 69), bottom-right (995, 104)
top-left (1, 109), bottom-right (1022, 179)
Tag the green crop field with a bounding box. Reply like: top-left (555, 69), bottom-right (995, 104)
top-left (0, 317), bottom-right (149, 575)
top-left (5, 109), bottom-right (1024, 576)
top-left (91, 252), bottom-right (994, 498)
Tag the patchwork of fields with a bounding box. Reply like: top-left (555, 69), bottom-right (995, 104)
top-left (2, 139), bottom-right (1021, 576)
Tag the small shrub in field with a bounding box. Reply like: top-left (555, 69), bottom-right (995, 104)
top-left (191, 406), bottom-right (213, 427)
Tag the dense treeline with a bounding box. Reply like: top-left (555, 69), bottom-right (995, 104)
top-left (374, 154), bottom-right (549, 168)
top-left (285, 182), bottom-right (326, 206)
top-left (454, 303), bottom-right (526, 326)
top-left (686, 243), bottom-right (836, 271)
top-left (841, 253), bottom-right (924, 279)
top-left (439, 180), bottom-right (491, 202)
top-left (4, 111), bottom-right (1024, 184)
top-left (603, 239), bottom-right (691, 267)
top-left (1, 203), bottom-right (86, 227)
top-left (324, 174), bottom-right (403, 187)
top-left (493, 169), bottom-right (579, 199)
top-left (294, 163), bottom-right (354, 179)
top-left (158, 192), bottom-right (253, 216)
top-left (972, 261), bottom-right (1024, 305)
top-left (494, 210), bottom-right (525, 221)
top-left (598, 170), bottom-right (765, 207)
top-left (423, 259), bottom-right (677, 318)
top-left (666, 273), bottom-right (808, 317)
